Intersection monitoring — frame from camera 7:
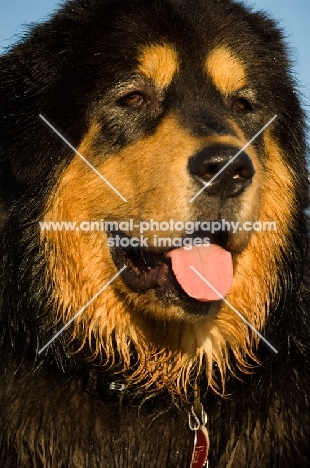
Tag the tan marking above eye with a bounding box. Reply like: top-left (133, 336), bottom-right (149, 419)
top-left (138, 43), bottom-right (178, 89)
top-left (205, 46), bottom-right (247, 96)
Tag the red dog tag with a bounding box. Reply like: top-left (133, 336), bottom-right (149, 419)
top-left (190, 425), bottom-right (209, 468)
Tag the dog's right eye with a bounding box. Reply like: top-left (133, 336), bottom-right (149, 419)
top-left (231, 96), bottom-right (253, 114)
top-left (117, 91), bottom-right (146, 108)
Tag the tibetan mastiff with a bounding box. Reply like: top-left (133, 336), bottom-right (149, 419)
top-left (0, 0), bottom-right (309, 466)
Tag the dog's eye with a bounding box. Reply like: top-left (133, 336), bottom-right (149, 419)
top-left (117, 91), bottom-right (146, 108)
top-left (231, 97), bottom-right (253, 113)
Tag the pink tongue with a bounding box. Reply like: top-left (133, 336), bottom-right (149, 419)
top-left (167, 245), bottom-right (233, 302)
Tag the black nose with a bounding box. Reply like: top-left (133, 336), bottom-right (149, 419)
top-left (189, 145), bottom-right (255, 198)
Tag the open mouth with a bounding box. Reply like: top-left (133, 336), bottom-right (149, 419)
top-left (110, 229), bottom-right (233, 303)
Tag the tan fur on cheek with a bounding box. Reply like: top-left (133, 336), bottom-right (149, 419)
top-left (39, 116), bottom-right (201, 396)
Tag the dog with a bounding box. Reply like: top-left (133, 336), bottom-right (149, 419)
top-left (0, 0), bottom-right (309, 466)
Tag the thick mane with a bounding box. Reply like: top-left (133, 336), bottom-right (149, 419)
top-left (0, 0), bottom-right (309, 466)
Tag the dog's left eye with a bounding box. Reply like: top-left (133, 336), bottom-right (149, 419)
top-left (231, 96), bottom-right (253, 113)
top-left (117, 91), bottom-right (146, 108)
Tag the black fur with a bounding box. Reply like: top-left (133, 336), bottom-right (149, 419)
top-left (0, 0), bottom-right (309, 466)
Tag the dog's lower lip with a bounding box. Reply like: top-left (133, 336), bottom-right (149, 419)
top-left (110, 235), bottom-right (174, 292)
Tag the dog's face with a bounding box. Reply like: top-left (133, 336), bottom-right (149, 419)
top-left (2, 0), bottom-right (307, 395)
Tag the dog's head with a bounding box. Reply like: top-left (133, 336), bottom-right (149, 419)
top-left (0, 0), bottom-right (308, 396)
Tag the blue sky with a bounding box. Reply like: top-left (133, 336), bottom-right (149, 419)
top-left (1, 0), bottom-right (310, 144)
